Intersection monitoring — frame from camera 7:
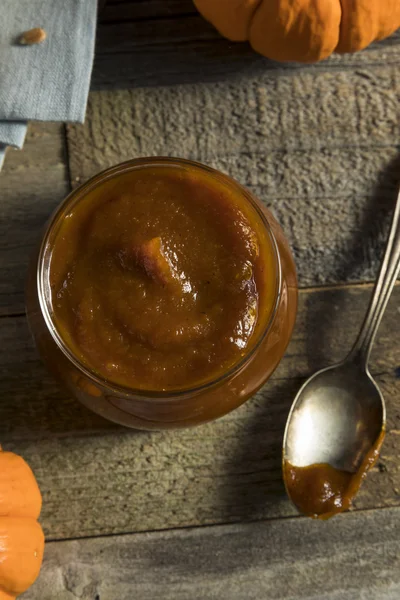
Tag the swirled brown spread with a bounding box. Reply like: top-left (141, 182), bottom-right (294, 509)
top-left (284, 429), bottom-right (385, 519)
top-left (49, 164), bottom-right (277, 391)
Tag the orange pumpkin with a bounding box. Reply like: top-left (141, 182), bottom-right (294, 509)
top-left (0, 447), bottom-right (44, 600)
top-left (194, 0), bottom-right (400, 63)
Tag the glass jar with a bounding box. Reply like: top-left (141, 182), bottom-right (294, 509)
top-left (26, 158), bottom-right (297, 430)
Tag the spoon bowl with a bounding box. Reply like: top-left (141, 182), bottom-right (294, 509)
top-left (283, 361), bottom-right (385, 474)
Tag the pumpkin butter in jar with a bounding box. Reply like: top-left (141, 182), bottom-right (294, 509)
top-left (27, 158), bottom-right (297, 429)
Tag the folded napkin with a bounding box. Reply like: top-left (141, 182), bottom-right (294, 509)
top-left (0, 0), bottom-right (98, 168)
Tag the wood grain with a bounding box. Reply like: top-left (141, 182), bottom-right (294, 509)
top-left (2, 284), bottom-right (399, 540)
top-left (100, 0), bottom-right (198, 22)
top-left (24, 506), bottom-right (400, 600)
top-left (67, 67), bottom-right (400, 286)
top-left (93, 0), bottom-right (400, 89)
top-left (0, 123), bottom-right (69, 316)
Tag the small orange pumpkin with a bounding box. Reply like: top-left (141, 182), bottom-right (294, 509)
top-left (0, 447), bottom-right (44, 600)
top-left (194, 0), bottom-right (400, 63)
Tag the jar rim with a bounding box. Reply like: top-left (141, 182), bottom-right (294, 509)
top-left (37, 157), bottom-right (282, 400)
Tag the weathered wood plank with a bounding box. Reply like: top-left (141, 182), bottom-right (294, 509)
top-left (97, 16), bottom-right (218, 55)
top-left (2, 284), bottom-right (399, 540)
top-left (92, 40), bottom-right (400, 91)
top-left (0, 123), bottom-right (70, 316)
top-left (100, 0), bottom-right (198, 22)
top-left (92, 0), bottom-right (400, 90)
top-left (24, 506), bottom-right (400, 600)
top-left (67, 67), bottom-right (400, 286)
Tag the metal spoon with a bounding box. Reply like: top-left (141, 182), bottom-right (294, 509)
top-left (283, 186), bottom-right (400, 516)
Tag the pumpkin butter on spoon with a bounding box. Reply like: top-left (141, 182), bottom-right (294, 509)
top-left (49, 164), bottom-right (277, 392)
top-left (283, 429), bottom-right (385, 520)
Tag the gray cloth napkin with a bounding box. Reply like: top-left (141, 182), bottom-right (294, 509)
top-left (0, 0), bottom-right (97, 168)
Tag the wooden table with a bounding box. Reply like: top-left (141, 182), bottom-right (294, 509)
top-left (1, 2), bottom-right (400, 598)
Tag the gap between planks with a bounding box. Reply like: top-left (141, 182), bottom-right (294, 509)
top-left (42, 502), bottom-right (400, 545)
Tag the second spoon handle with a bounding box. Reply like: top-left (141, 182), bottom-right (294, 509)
top-left (348, 187), bottom-right (400, 367)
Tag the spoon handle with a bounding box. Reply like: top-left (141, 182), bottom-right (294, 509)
top-left (348, 187), bottom-right (400, 367)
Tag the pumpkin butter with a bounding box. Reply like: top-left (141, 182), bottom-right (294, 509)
top-left (49, 163), bottom-right (277, 392)
top-left (283, 429), bottom-right (385, 519)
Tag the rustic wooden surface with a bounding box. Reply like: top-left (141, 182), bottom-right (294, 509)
top-left (0, 1), bottom-right (399, 598)
top-left (93, 0), bottom-right (400, 89)
top-left (24, 506), bottom-right (400, 600)
top-left (0, 123), bottom-right (69, 316)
